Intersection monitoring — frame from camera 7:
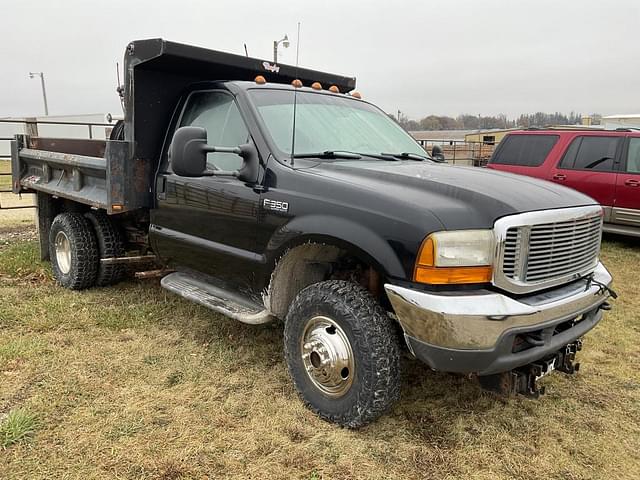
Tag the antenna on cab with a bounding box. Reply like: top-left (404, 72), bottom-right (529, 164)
top-left (290, 22), bottom-right (301, 167)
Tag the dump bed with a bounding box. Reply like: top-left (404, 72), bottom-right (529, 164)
top-left (11, 38), bottom-right (356, 214)
top-left (11, 135), bottom-right (138, 214)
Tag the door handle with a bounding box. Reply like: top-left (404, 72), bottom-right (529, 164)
top-left (157, 176), bottom-right (167, 200)
top-left (624, 179), bottom-right (640, 187)
top-left (553, 173), bottom-right (566, 181)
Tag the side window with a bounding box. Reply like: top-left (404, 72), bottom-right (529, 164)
top-left (625, 138), bottom-right (640, 174)
top-left (559, 136), bottom-right (619, 171)
top-left (490, 134), bottom-right (557, 167)
top-left (180, 91), bottom-right (249, 171)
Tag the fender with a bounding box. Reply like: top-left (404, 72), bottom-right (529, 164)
top-left (264, 213), bottom-right (407, 279)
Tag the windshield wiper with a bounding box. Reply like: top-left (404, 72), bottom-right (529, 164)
top-left (355, 152), bottom-right (399, 160)
top-left (291, 150), bottom-right (425, 162)
top-left (381, 152), bottom-right (430, 161)
top-left (292, 150), bottom-right (362, 159)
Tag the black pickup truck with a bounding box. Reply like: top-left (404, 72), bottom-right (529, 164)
top-left (11, 39), bottom-right (614, 427)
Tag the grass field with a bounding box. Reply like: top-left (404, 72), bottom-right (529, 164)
top-left (0, 217), bottom-right (639, 479)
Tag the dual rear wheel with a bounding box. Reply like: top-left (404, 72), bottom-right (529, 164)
top-left (49, 212), bottom-right (124, 289)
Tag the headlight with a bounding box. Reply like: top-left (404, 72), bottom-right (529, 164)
top-left (414, 230), bottom-right (494, 285)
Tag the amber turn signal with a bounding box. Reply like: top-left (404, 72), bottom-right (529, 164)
top-left (413, 235), bottom-right (492, 285)
top-left (414, 265), bottom-right (492, 285)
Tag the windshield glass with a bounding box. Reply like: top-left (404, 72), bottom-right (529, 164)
top-left (248, 89), bottom-right (428, 159)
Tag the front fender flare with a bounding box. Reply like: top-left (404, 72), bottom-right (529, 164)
top-left (265, 214), bottom-right (406, 278)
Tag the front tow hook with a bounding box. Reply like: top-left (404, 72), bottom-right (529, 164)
top-left (599, 302), bottom-right (612, 311)
top-left (478, 339), bottom-right (584, 398)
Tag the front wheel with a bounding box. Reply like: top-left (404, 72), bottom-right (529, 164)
top-left (283, 280), bottom-right (401, 428)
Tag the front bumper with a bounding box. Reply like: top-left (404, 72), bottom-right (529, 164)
top-left (385, 262), bottom-right (612, 375)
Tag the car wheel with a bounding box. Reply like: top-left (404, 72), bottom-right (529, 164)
top-left (283, 280), bottom-right (401, 428)
top-left (85, 212), bottom-right (125, 286)
top-left (49, 213), bottom-right (99, 290)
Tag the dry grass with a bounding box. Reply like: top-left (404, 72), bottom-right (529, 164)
top-left (0, 225), bottom-right (639, 479)
top-left (0, 160), bottom-right (11, 183)
top-left (0, 210), bottom-right (34, 229)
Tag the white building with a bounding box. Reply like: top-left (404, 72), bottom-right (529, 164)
top-left (601, 114), bottom-right (640, 130)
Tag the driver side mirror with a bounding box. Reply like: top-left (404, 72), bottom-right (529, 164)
top-left (169, 126), bottom-right (209, 176)
top-left (169, 126), bottom-right (259, 183)
top-left (431, 145), bottom-right (446, 162)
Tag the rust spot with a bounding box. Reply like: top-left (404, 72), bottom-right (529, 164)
top-left (30, 137), bottom-right (106, 157)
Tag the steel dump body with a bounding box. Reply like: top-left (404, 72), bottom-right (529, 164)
top-left (13, 136), bottom-right (138, 214)
top-left (11, 38), bottom-right (356, 213)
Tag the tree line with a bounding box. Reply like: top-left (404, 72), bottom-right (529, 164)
top-left (393, 111), bottom-right (601, 131)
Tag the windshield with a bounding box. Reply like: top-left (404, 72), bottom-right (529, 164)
top-left (248, 89), bottom-right (428, 159)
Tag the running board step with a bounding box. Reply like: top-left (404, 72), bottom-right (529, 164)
top-left (160, 272), bottom-right (273, 325)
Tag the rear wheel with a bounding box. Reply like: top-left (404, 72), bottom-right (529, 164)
top-left (49, 213), bottom-right (99, 289)
top-left (85, 212), bottom-right (125, 286)
top-left (283, 280), bottom-right (401, 428)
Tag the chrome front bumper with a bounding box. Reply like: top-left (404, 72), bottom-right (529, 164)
top-left (384, 262), bottom-right (612, 374)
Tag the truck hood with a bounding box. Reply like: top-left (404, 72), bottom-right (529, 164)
top-left (304, 160), bottom-right (598, 230)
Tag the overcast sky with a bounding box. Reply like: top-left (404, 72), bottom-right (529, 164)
top-left (1, 0), bottom-right (638, 120)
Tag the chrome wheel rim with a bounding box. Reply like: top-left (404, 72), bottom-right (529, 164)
top-left (300, 315), bottom-right (355, 398)
top-left (54, 231), bottom-right (72, 274)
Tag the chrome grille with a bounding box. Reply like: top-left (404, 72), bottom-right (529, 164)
top-left (502, 228), bottom-right (521, 279)
top-left (494, 206), bottom-right (603, 294)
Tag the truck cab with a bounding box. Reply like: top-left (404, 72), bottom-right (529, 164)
top-left (11, 39), bottom-right (615, 427)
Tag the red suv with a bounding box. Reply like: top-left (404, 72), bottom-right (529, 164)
top-left (487, 129), bottom-right (640, 237)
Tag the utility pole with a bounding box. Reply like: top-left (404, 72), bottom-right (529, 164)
top-left (29, 72), bottom-right (49, 116)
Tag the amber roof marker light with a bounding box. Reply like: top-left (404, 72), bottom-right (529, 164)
top-left (254, 75), bottom-right (266, 84)
top-left (292, 79), bottom-right (303, 88)
top-left (311, 82), bottom-right (322, 90)
top-left (350, 91), bottom-right (362, 99)
top-left (329, 85), bottom-right (340, 93)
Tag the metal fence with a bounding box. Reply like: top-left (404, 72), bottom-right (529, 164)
top-left (415, 139), bottom-right (495, 166)
top-left (0, 118), bottom-right (114, 211)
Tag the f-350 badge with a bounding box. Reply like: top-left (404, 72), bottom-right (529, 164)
top-left (263, 198), bottom-right (289, 213)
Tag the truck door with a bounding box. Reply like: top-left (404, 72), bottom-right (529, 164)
top-left (151, 90), bottom-right (261, 284)
top-left (549, 135), bottom-right (620, 207)
top-left (612, 137), bottom-right (640, 227)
